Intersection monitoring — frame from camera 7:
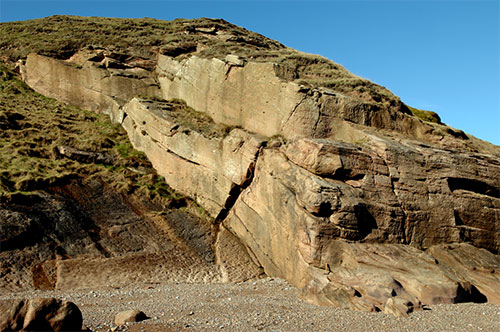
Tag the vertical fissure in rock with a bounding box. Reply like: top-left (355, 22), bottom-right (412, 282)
top-left (214, 147), bottom-right (263, 224)
top-left (389, 176), bottom-right (409, 245)
top-left (382, 156), bottom-right (408, 245)
top-left (281, 94), bottom-right (308, 130)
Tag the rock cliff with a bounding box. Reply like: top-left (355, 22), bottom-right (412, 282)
top-left (2, 16), bottom-right (499, 315)
top-left (0, 63), bottom-right (261, 292)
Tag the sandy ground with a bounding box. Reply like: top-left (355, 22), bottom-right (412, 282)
top-left (2, 277), bottom-right (500, 332)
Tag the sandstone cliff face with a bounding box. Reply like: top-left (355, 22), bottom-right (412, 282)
top-left (156, 54), bottom-right (472, 146)
top-left (18, 38), bottom-right (500, 315)
top-left (224, 143), bottom-right (500, 312)
top-left (23, 52), bottom-right (161, 122)
top-left (121, 97), bottom-right (265, 218)
top-left (157, 54), bottom-right (303, 138)
top-left (0, 62), bottom-right (261, 292)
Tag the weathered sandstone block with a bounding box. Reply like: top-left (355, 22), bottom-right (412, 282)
top-left (121, 98), bottom-right (265, 217)
top-left (156, 54), bottom-right (303, 138)
top-left (23, 53), bottom-right (160, 122)
top-left (0, 298), bottom-right (82, 332)
top-left (114, 309), bottom-right (147, 326)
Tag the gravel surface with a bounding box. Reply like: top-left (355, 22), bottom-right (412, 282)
top-left (2, 277), bottom-right (499, 332)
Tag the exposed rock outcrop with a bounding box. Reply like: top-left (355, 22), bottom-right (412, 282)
top-left (22, 52), bottom-right (161, 123)
top-left (0, 57), bottom-right (264, 300)
top-left (303, 242), bottom-right (498, 314)
top-left (23, 51), bottom-right (490, 153)
top-left (121, 97), bottom-right (265, 218)
top-left (11, 17), bottom-right (500, 316)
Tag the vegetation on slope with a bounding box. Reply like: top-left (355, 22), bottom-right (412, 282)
top-left (407, 106), bottom-right (441, 124)
top-left (0, 15), bottom-right (440, 122)
top-left (0, 15), bottom-right (283, 62)
top-left (0, 63), bottom-right (207, 217)
top-left (139, 97), bottom-right (233, 138)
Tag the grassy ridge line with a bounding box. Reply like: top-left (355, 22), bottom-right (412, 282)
top-left (0, 15), bottom-right (282, 61)
top-left (0, 15), bottom-right (441, 122)
top-left (0, 63), bottom-right (209, 218)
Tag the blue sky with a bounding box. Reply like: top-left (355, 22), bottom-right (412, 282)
top-left (1, 0), bottom-right (499, 144)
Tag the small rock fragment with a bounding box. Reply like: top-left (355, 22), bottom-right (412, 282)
top-left (114, 309), bottom-right (148, 326)
top-left (225, 54), bottom-right (245, 66)
top-left (384, 297), bottom-right (416, 317)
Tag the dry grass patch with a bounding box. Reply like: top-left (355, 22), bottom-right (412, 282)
top-left (138, 97), bottom-right (233, 138)
top-left (0, 15), bottom-right (283, 62)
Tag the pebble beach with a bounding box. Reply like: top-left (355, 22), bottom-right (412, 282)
top-left (2, 277), bottom-right (499, 332)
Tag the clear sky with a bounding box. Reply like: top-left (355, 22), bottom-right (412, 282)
top-left (1, 0), bottom-right (499, 145)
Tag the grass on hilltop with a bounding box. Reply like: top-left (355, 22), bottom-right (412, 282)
top-left (0, 15), bottom-right (283, 62)
top-left (407, 106), bottom-right (441, 124)
top-left (0, 15), bottom-right (410, 112)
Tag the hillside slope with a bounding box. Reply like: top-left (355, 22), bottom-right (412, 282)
top-left (0, 64), bottom-right (260, 291)
top-left (0, 16), bottom-right (499, 316)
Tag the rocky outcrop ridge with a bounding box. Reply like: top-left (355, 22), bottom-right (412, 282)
top-left (156, 54), bottom-right (445, 143)
top-left (23, 51), bottom-right (485, 151)
top-left (16, 22), bottom-right (500, 316)
top-left (121, 97), bottom-right (265, 218)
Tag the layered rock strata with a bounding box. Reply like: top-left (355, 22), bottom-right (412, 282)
top-left (22, 52), bottom-right (161, 122)
top-left (19, 47), bottom-right (500, 315)
top-left (121, 98), bottom-right (265, 218)
top-left (224, 139), bottom-right (500, 314)
top-left (23, 52), bottom-right (484, 150)
top-left (0, 178), bottom-right (260, 291)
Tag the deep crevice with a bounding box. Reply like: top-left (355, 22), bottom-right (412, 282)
top-left (354, 203), bottom-right (378, 239)
top-left (310, 201), bottom-right (333, 218)
top-left (214, 148), bottom-right (263, 223)
top-left (454, 210), bottom-right (464, 226)
top-left (328, 170), bottom-right (365, 182)
top-left (447, 177), bottom-right (499, 198)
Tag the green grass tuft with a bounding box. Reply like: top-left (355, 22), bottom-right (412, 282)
top-left (408, 106), bottom-right (441, 124)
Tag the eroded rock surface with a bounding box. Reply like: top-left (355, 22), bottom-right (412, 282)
top-left (118, 97), bottom-right (500, 315)
top-left (121, 98), bottom-right (265, 218)
top-left (23, 51), bottom-right (492, 154)
top-left (223, 137), bottom-right (499, 313)
top-left (0, 177), bottom-right (259, 291)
